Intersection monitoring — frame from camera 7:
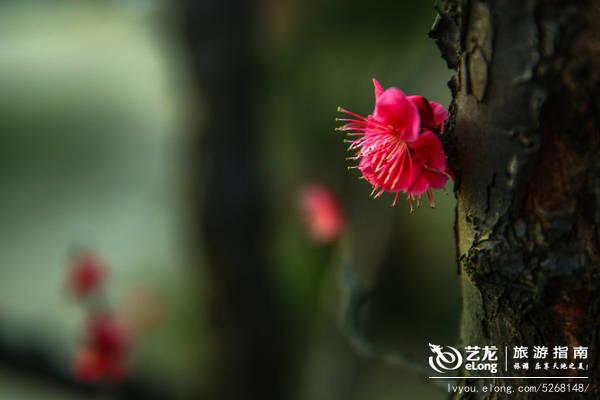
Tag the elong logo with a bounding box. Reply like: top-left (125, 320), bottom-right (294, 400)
top-left (428, 343), bottom-right (463, 373)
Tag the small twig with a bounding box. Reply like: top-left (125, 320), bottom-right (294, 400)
top-left (338, 258), bottom-right (455, 392)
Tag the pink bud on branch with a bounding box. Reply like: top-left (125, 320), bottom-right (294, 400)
top-left (73, 313), bottom-right (130, 383)
top-left (66, 253), bottom-right (106, 299)
top-left (299, 184), bottom-right (346, 243)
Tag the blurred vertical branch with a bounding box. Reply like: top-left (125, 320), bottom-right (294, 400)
top-left (177, 1), bottom-right (291, 399)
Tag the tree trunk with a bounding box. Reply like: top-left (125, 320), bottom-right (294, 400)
top-left (178, 1), bottom-right (291, 399)
top-left (431, 0), bottom-right (600, 398)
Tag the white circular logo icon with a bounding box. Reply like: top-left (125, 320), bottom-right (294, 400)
top-left (428, 343), bottom-right (463, 373)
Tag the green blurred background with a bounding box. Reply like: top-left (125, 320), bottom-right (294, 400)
top-left (0, 0), bottom-right (458, 398)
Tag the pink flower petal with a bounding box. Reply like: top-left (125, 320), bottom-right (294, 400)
top-left (373, 88), bottom-right (420, 143)
top-left (372, 78), bottom-right (384, 99)
top-left (407, 173), bottom-right (430, 196)
top-left (407, 131), bottom-right (449, 195)
top-left (427, 170), bottom-right (449, 189)
top-left (430, 101), bottom-right (448, 133)
top-left (408, 96), bottom-right (447, 134)
top-left (411, 131), bottom-right (447, 171)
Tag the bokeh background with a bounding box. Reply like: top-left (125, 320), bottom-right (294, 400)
top-left (0, 0), bottom-right (458, 398)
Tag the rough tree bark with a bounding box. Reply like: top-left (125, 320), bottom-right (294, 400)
top-left (431, 0), bottom-right (600, 398)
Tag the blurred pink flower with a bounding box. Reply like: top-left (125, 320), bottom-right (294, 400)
top-left (66, 253), bottom-right (106, 299)
top-left (299, 184), bottom-right (345, 243)
top-left (337, 79), bottom-right (451, 209)
top-left (73, 314), bottom-right (129, 383)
